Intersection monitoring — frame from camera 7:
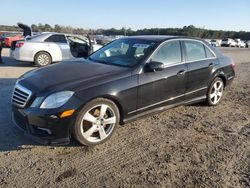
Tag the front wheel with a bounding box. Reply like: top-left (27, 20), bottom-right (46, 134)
top-left (206, 78), bottom-right (224, 106)
top-left (73, 98), bottom-right (120, 146)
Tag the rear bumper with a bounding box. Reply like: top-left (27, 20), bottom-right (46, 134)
top-left (12, 107), bottom-right (73, 145)
top-left (11, 49), bottom-right (34, 62)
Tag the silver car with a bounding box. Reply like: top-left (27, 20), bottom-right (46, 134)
top-left (11, 32), bottom-right (102, 67)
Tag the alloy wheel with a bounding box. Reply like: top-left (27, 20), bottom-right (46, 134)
top-left (210, 80), bottom-right (223, 105)
top-left (37, 54), bottom-right (50, 66)
top-left (80, 104), bottom-right (116, 143)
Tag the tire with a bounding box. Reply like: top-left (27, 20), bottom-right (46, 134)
top-left (206, 77), bottom-right (224, 106)
top-left (34, 52), bottom-right (52, 67)
top-left (73, 98), bottom-right (120, 146)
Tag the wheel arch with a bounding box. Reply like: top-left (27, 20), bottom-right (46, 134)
top-left (74, 95), bottom-right (125, 126)
top-left (34, 51), bottom-right (53, 63)
top-left (217, 75), bottom-right (227, 87)
top-left (96, 95), bottom-right (125, 125)
top-left (210, 69), bottom-right (227, 88)
top-left (101, 95), bottom-right (124, 124)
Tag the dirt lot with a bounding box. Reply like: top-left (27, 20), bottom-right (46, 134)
top-left (0, 47), bottom-right (249, 187)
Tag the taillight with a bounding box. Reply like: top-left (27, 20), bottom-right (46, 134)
top-left (16, 42), bottom-right (24, 48)
top-left (231, 63), bottom-right (236, 70)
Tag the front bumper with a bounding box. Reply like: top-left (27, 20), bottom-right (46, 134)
top-left (12, 106), bottom-right (74, 145)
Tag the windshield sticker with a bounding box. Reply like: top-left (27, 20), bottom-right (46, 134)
top-left (132, 44), bottom-right (150, 48)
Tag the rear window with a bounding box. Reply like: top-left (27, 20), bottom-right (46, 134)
top-left (184, 41), bottom-right (206, 61)
top-left (45, 34), bottom-right (67, 43)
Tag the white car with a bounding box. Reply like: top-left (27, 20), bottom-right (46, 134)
top-left (11, 32), bottom-right (102, 66)
top-left (246, 40), bottom-right (250, 48)
top-left (235, 39), bottom-right (246, 48)
top-left (221, 38), bottom-right (237, 47)
top-left (210, 39), bottom-right (221, 47)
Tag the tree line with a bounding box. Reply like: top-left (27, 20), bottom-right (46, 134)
top-left (0, 24), bottom-right (249, 40)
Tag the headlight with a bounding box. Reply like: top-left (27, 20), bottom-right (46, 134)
top-left (40, 91), bottom-right (74, 109)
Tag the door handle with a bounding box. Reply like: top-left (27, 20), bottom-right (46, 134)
top-left (177, 69), bottom-right (186, 76)
top-left (208, 62), bottom-right (214, 67)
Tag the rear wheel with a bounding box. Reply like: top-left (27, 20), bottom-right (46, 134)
top-left (34, 52), bottom-right (52, 67)
top-left (73, 98), bottom-right (120, 146)
top-left (206, 78), bottom-right (224, 106)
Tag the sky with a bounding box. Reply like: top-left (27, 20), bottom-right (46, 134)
top-left (0, 0), bottom-right (250, 31)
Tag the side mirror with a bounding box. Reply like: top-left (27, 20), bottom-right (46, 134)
top-left (146, 61), bottom-right (164, 72)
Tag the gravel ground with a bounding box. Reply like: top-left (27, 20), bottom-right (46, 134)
top-left (0, 47), bottom-right (249, 187)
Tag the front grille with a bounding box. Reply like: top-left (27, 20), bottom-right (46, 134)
top-left (12, 84), bottom-right (32, 108)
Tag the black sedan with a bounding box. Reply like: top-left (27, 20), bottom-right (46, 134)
top-left (12, 36), bottom-right (235, 146)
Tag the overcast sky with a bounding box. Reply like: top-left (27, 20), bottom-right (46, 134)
top-left (1, 0), bottom-right (250, 31)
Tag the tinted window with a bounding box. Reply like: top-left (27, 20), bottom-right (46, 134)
top-left (205, 46), bottom-right (215, 58)
top-left (45, 34), bottom-right (67, 43)
top-left (152, 41), bottom-right (182, 66)
top-left (184, 41), bottom-right (206, 61)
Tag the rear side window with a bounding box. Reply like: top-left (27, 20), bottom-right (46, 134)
top-left (45, 34), bottom-right (67, 43)
top-left (184, 41), bottom-right (206, 61)
top-left (152, 41), bottom-right (182, 66)
top-left (205, 46), bottom-right (215, 58)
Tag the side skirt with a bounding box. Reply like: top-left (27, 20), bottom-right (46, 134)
top-left (123, 96), bottom-right (206, 124)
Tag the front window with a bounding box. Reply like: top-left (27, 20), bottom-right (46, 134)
top-left (89, 38), bottom-right (158, 67)
top-left (151, 40), bottom-right (182, 66)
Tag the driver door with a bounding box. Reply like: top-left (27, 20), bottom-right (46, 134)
top-left (137, 40), bottom-right (188, 112)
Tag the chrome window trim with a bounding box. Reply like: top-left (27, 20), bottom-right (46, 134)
top-left (139, 38), bottom-right (217, 74)
top-left (128, 87), bottom-right (207, 114)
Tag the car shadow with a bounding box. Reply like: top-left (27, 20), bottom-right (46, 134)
top-left (0, 57), bottom-right (33, 67)
top-left (186, 102), bottom-right (207, 107)
top-left (0, 78), bottom-right (82, 152)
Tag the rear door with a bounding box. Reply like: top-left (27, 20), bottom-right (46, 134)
top-left (137, 40), bottom-right (188, 112)
top-left (183, 40), bottom-right (218, 100)
top-left (45, 34), bottom-right (71, 60)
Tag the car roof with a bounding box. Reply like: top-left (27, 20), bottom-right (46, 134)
top-left (123, 35), bottom-right (204, 43)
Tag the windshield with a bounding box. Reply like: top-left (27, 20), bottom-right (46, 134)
top-left (89, 38), bottom-right (158, 67)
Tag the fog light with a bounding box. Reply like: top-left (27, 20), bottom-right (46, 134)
top-left (60, 109), bottom-right (75, 118)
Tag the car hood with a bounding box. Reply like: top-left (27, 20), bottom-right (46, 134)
top-left (19, 60), bottom-right (129, 95)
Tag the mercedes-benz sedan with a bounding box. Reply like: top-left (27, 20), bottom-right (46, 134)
top-left (12, 36), bottom-right (235, 146)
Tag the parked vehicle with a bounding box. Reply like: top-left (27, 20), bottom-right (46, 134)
top-left (221, 38), bottom-right (237, 47)
top-left (210, 39), bottom-right (221, 47)
top-left (4, 34), bottom-right (23, 47)
top-left (235, 39), bottom-right (246, 48)
top-left (11, 32), bottom-right (102, 66)
top-left (12, 36), bottom-right (235, 146)
top-left (0, 32), bottom-right (21, 47)
top-left (246, 40), bottom-right (250, 48)
top-left (96, 35), bottom-right (113, 45)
